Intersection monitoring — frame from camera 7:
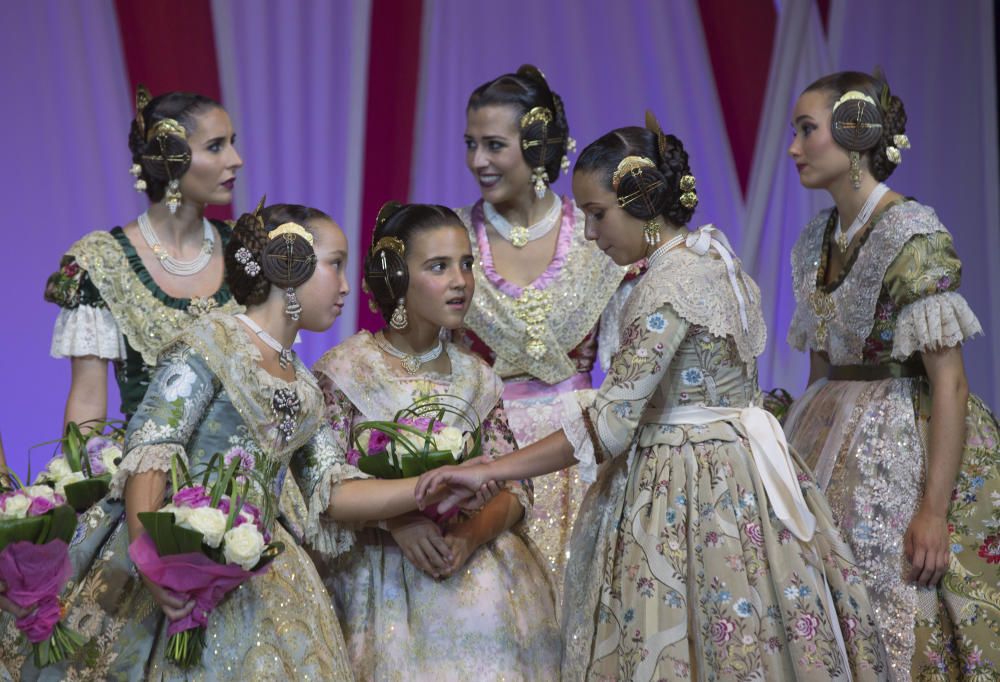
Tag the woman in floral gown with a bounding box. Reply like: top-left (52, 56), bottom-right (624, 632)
top-left (301, 202), bottom-right (560, 680)
top-left (418, 117), bottom-right (889, 680)
top-left (1, 203), bottom-right (354, 680)
top-left (785, 70), bottom-right (1000, 680)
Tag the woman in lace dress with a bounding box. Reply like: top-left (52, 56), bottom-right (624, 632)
top-left (785, 70), bottom-right (1000, 680)
top-left (2, 203), bottom-right (355, 680)
top-left (44, 86), bottom-right (243, 426)
top-left (301, 202), bottom-right (560, 680)
top-left (418, 117), bottom-right (888, 681)
top-left (457, 65), bottom-right (626, 587)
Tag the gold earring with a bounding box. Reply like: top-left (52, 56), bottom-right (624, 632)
top-left (849, 151), bottom-right (862, 190)
top-left (390, 298), bottom-right (408, 330)
top-left (643, 219), bottom-right (661, 246)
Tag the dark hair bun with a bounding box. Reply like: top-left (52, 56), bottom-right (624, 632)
top-left (225, 202), bottom-right (330, 305)
top-left (127, 91), bottom-right (220, 202)
top-left (830, 96), bottom-right (883, 151)
top-left (468, 65), bottom-right (571, 185)
top-left (363, 203), bottom-right (465, 323)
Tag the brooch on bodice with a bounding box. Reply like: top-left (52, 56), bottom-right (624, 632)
top-left (512, 286), bottom-right (553, 360)
top-left (186, 296), bottom-right (219, 317)
top-left (808, 290), bottom-right (836, 346)
top-left (271, 388), bottom-right (301, 440)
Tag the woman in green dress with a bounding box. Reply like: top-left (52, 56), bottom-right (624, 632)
top-left (785, 70), bottom-right (1000, 680)
top-left (45, 86), bottom-right (243, 425)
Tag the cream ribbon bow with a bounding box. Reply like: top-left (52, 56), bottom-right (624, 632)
top-left (685, 224), bottom-right (753, 333)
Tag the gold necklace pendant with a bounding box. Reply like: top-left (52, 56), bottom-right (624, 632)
top-left (835, 230), bottom-right (850, 251)
top-left (401, 355), bottom-right (421, 374)
top-left (513, 286), bottom-right (553, 360)
top-left (509, 226), bottom-right (529, 248)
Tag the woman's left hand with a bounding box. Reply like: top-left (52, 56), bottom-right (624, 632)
top-left (904, 507), bottom-right (951, 587)
top-left (440, 525), bottom-right (480, 577)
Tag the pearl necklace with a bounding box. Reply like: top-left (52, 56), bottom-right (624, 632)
top-left (836, 183), bottom-right (890, 251)
top-left (483, 194), bottom-right (561, 248)
top-left (236, 314), bottom-right (294, 369)
top-left (138, 211), bottom-right (215, 276)
top-left (645, 233), bottom-right (687, 269)
top-left (375, 331), bottom-right (444, 374)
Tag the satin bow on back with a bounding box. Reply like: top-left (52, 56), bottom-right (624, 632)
top-left (685, 224), bottom-right (754, 334)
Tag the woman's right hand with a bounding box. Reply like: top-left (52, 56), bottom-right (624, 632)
top-left (387, 513), bottom-right (453, 579)
top-left (414, 463), bottom-right (491, 511)
top-left (0, 580), bottom-right (31, 618)
top-left (139, 575), bottom-right (195, 622)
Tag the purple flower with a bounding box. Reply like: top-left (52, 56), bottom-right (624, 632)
top-left (27, 496), bottom-right (56, 517)
top-left (346, 449), bottom-right (362, 466)
top-left (173, 485), bottom-right (211, 509)
top-left (710, 618), bottom-right (736, 644)
top-left (367, 431), bottom-right (390, 453)
top-left (85, 437), bottom-right (115, 458)
top-left (223, 447), bottom-right (255, 472)
top-left (744, 522), bottom-right (764, 547)
top-left (793, 613), bottom-right (820, 640)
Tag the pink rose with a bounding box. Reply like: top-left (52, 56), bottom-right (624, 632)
top-left (839, 616), bottom-right (857, 642)
top-left (345, 449), bottom-right (362, 466)
top-left (793, 613), bottom-right (821, 640)
top-left (745, 522), bottom-right (764, 547)
top-left (710, 618), bottom-right (736, 645)
top-left (173, 485), bottom-right (211, 509)
top-left (367, 431), bottom-right (390, 453)
top-left (27, 496), bottom-right (56, 516)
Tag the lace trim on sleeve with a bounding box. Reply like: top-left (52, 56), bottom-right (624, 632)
top-left (50, 305), bottom-right (126, 360)
top-left (891, 291), bottom-right (983, 360)
top-left (560, 389), bottom-right (602, 483)
top-left (108, 443), bottom-right (186, 499)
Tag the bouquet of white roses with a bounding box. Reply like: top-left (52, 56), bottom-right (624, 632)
top-left (128, 452), bottom-right (283, 668)
top-left (34, 420), bottom-right (124, 512)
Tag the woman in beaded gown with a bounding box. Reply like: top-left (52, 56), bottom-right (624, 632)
top-left (303, 203), bottom-right (560, 680)
top-left (418, 117), bottom-right (888, 681)
top-left (457, 65), bottom-right (625, 588)
top-left (784, 71), bottom-right (1000, 680)
top-left (44, 86), bottom-right (243, 426)
top-left (1, 203), bottom-right (356, 680)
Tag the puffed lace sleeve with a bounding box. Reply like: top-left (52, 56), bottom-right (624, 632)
top-left (288, 372), bottom-right (371, 558)
top-left (46, 256), bottom-right (126, 360)
top-left (885, 232), bottom-right (982, 360)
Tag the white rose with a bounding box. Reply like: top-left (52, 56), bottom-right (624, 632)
top-left (55, 471), bottom-right (87, 497)
top-left (356, 430), bottom-right (371, 452)
top-left (41, 457), bottom-right (73, 484)
top-left (24, 485), bottom-right (59, 503)
top-left (0, 493), bottom-right (30, 519)
top-left (179, 506), bottom-right (228, 548)
top-left (222, 524), bottom-right (265, 570)
top-left (433, 427), bottom-right (467, 460)
top-left (101, 446), bottom-right (122, 474)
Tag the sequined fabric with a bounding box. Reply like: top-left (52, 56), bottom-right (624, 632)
top-left (456, 198), bottom-right (625, 596)
top-left (311, 332), bottom-right (560, 680)
top-left (0, 313), bottom-right (354, 680)
top-left (786, 201), bottom-right (1000, 681)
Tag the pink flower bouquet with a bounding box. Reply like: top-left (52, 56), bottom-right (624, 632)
top-left (34, 420), bottom-right (125, 513)
top-left (0, 474), bottom-right (86, 667)
top-left (347, 396), bottom-right (482, 525)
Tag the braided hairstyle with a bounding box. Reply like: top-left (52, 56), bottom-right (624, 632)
top-left (467, 64), bottom-right (571, 185)
top-left (225, 203), bottom-right (330, 305)
top-left (364, 203), bottom-right (466, 324)
top-left (128, 91), bottom-right (221, 202)
top-left (575, 126), bottom-right (697, 227)
top-left (804, 70), bottom-right (908, 181)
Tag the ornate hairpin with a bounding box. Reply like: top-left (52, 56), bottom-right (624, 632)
top-left (268, 222), bottom-right (314, 246)
top-left (372, 236), bottom-right (405, 257)
top-left (134, 84), bottom-right (152, 140)
top-left (234, 247), bottom-right (260, 276)
top-left (611, 156), bottom-right (656, 192)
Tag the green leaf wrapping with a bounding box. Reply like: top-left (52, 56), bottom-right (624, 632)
top-left (63, 475), bottom-right (111, 513)
top-left (138, 511), bottom-right (204, 556)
